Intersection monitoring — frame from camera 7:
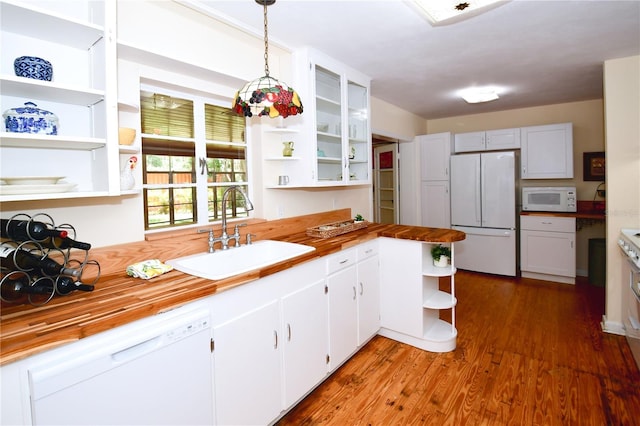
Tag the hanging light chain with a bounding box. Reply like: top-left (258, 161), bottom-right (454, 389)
top-left (263, 0), bottom-right (270, 76)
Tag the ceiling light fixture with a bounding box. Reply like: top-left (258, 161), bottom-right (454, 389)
top-left (459, 87), bottom-right (500, 104)
top-left (410, 0), bottom-right (510, 26)
top-left (232, 0), bottom-right (303, 118)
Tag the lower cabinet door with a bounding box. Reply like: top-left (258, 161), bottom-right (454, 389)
top-left (521, 229), bottom-right (576, 277)
top-left (281, 279), bottom-right (329, 408)
top-left (357, 255), bottom-right (380, 345)
top-left (212, 300), bottom-right (282, 426)
top-left (420, 180), bottom-right (450, 228)
top-left (328, 265), bottom-right (358, 370)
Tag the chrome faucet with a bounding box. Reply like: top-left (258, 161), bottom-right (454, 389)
top-left (219, 186), bottom-right (254, 250)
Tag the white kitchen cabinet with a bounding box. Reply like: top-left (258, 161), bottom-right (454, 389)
top-left (521, 122), bottom-right (573, 179)
top-left (418, 132), bottom-right (452, 228)
top-left (291, 48), bottom-right (371, 187)
top-left (281, 278), bottom-right (329, 408)
top-left (378, 237), bottom-right (457, 352)
top-left (520, 215), bottom-right (576, 284)
top-left (0, 0), bottom-right (120, 201)
top-left (326, 247), bottom-right (358, 370)
top-left (454, 127), bottom-right (520, 153)
top-left (356, 240), bottom-right (380, 345)
top-left (419, 132), bottom-right (452, 181)
top-left (420, 180), bottom-right (450, 229)
top-left (379, 237), bottom-right (423, 337)
top-left (210, 257), bottom-right (328, 424)
top-left (212, 300), bottom-right (282, 426)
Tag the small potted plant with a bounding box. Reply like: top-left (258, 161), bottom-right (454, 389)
top-left (354, 214), bottom-right (364, 223)
top-left (431, 244), bottom-right (451, 267)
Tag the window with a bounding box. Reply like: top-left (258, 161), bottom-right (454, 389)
top-left (140, 87), bottom-right (249, 230)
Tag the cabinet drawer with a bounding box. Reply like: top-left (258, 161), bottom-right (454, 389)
top-left (520, 215), bottom-right (575, 233)
top-left (357, 240), bottom-right (379, 261)
top-left (326, 248), bottom-right (357, 275)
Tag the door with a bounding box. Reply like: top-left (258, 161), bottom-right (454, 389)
top-left (452, 225), bottom-right (517, 276)
top-left (327, 264), bottom-right (358, 370)
top-left (420, 180), bottom-right (450, 228)
top-left (454, 131), bottom-right (485, 153)
top-left (357, 254), bottom-right (380, 345)
top-left (521, 123), bottom-right (573, 179)
top-left (419, 133), bottom-right (452, 181)
top-left (374, 143), bottom-right (398, 224)
top-left (213, 301), bottom-right (282, 426)
top-left (281, 279), bottom-right (328, 408)
top-left (29, 309), bottom-right (213, 426)
top-left (481, 151), bottom-right (516, 229)
top-left (486, 128), bottom-right (520, 150)
top-left (521, 230), bottom-right (576, 277)
top-left (450, 153), bottom-right (481, 227)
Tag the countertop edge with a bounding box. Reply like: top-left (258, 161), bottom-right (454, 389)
top-left (0, 221), bottom-right (465, 365)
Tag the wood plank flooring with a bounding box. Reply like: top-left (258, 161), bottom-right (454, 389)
top-left (277, 271), bottom-right (640, 425)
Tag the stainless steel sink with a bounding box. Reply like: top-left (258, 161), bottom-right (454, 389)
top-left (167, 240), bottom-right (315, 280)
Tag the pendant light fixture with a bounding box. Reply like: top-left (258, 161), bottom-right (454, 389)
top-left (232, 0), bottom-right (303, 118)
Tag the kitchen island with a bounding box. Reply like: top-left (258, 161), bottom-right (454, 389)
top-left (0, 209), bottom-right (464, 365)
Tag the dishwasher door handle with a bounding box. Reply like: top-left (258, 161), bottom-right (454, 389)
top-left (111, 336), bottom-right (162, 363)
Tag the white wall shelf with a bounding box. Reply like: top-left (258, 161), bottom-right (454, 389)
top-left (1, 76), bottom-right (105, 105)
top-left (0, 0), bottom-right (104, 49)
top-left (0, 133), bottom-right (105, 150)
top-left (0, 0), bottom-right (119, 202)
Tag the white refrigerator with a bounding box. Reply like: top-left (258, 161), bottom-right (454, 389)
top-left (450, 151), bottom-right (517, 276)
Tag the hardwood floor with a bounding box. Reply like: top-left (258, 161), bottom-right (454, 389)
top-left (277, 271), bottom-right (640, 425)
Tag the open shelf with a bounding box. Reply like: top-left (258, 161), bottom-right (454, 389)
top-left (423, 290), bottom-right (457, 310)
top-left (0, 133), bottom-right (105, 150)
top-left (423, 320), bottom-right (457, 343)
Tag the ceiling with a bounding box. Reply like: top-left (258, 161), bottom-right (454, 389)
top-left (183, 0), bottom-right (640, 120)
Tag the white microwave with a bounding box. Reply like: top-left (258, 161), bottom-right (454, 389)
top-left (522, 186), bottom-right (577, 212)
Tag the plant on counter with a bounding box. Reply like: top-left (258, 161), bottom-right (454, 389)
top-left (354, 214), bottom-right (364, 222)
top-left (431, 244), bottom-right (451, 267)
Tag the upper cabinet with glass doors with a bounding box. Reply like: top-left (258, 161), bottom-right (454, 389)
top-left (0, 0), bottom-right (118, 202)
top-left (288, 48), bottom-right (371, 187)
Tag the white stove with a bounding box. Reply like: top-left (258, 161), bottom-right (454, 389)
top-left (618, 229), bottom-right (640, 269)
top-left (618, 228), bottom-right (640, 369)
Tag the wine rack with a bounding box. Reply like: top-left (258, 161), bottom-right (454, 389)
top-left (0, 213), bottom-right (100, 306)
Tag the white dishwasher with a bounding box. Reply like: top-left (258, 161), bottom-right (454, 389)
top-left (28, 305), bottom-right (213, 425)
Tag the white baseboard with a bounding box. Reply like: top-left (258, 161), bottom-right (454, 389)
top-left (601, 315), bottom-right (626, 335)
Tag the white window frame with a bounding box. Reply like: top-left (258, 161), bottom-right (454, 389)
top-left (140, 81), bottom-right (252, 233)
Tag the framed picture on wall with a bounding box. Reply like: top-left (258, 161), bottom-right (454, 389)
top-left (583, 151), bottom-right (605, 181)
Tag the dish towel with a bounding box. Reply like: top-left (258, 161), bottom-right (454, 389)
top-left (126, 259), bottom-right (173, 280)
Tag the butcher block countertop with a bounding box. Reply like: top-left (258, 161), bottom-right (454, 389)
top-left (520, 201), bottom-right (606, 221)
top-left (0, 209), bottom-right (465, 366)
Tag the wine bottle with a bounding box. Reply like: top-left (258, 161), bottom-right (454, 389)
top-left (0, 275), bottom-right (52, 302)
top-left (45, 235), bottom-right (92, 251)
top-left (1, 218), bottom-right (68, 242)
top-left (55, 276), bottom-right (94, 295)
top-left (0, 246), bottom-right (81, 278)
